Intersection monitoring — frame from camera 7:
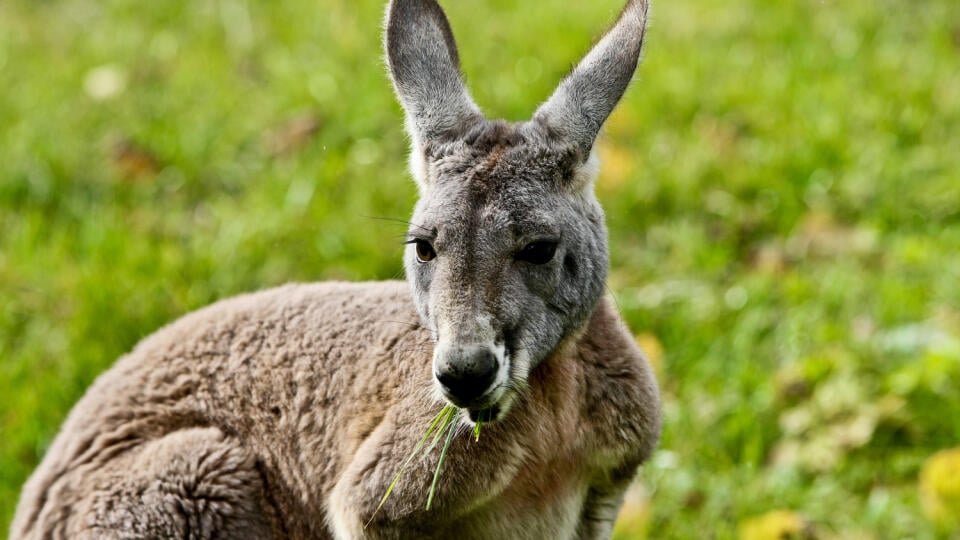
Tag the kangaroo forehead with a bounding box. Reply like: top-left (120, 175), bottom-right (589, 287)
top-left (427, 122), bottom-right (579, 190)
top-left (442, 141), bottom-right (575, 173)
top-left (417, 185), bottom-right (566, 247)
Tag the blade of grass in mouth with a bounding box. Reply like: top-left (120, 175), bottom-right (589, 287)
top-left (473, 409), bottom-right (486, 441)
top-left (424, 404), bottom-right (456, 456)
top-left (426, 407), bottom-right (459, 510)
top-left (366, 405), bottom-right (452, 526)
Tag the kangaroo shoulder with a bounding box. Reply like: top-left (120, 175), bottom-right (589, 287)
top-left (575, 298), bottom-right (662, 468)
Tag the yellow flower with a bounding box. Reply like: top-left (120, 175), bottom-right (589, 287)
top-left (597, 141), bottom-right (636, 192)
top-left (635, 333), bottom-right (665, 382)
top-left (739, 510), bottom-right (812, 540)
top-left (919, 447), bottom-right (960, 529)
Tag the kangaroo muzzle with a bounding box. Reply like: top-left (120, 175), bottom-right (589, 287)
top-left (433, 342), bottom-right (503, 408)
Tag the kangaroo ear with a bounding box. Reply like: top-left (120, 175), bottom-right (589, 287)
top-left (385, 0), bottom-right (482, 148)
top-left (533, 0), bottom-right (650, 160)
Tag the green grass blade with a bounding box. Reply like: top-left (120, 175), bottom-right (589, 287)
top-left (423, 405), bottom-right (456, 457)
top-left (366, 406), bottom-right (451, 527)
top-left (426, 410), bottom-right (459, 511)
top-left (473, 416), bottom-right (482, 442)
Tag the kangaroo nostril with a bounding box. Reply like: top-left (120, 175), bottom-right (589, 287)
top-left (434, 346), bottom-right (499, 404)
top-left (435, 368), bottom-right (457, 389)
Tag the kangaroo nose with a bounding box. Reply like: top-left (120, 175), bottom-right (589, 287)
top-left (434, 344), bottom-right (498, 406)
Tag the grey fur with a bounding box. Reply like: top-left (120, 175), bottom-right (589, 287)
top-left (11, 1), bottom-right (660, 539)
top-left (385, 0), bottom-right (483, 152)
top-left (534, 0), bottom-right (651, 159)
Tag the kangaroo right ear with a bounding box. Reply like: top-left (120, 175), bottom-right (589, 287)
top-left (385, 0), bottom-right (482, 154)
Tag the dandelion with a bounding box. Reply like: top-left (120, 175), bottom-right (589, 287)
top-left (919, 447), bottom-right (960, 529)
top-left (738, 510), bottom-right (812, 540)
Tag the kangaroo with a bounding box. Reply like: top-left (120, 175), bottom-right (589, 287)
top-left (10, 0), bottom-right (660, 538)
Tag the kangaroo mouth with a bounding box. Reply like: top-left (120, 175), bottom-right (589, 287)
top-left (466, 404), bottom-right (502, 423)
top-left (447, 383), bottom-right (509, 423)
top-left (462, 381), bottom-right (520, 424)
top-left (460, 346), bottom-right (523, 424)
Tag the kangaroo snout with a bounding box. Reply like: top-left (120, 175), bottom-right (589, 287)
top-left (433, 343), bottom-right (501, 408)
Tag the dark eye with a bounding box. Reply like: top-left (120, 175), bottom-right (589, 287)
top-left (516, 241), bottom-right (558, 265)
top-left (414, 239), bottom-right (436, 263)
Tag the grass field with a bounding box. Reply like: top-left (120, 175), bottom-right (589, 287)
top-left (2, 0), bottom-right (960, 537)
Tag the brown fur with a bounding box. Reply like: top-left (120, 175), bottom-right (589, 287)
top-left (11, 281), bottom-right (659, 539)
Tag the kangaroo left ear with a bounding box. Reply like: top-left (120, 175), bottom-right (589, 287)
top-left (533, 0), bottom-right (650, 161)
top-left (385, 0), bottom-right (483, 148)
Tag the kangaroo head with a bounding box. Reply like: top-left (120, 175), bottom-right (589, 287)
top-left (385, 0), bottom-right (649, 422)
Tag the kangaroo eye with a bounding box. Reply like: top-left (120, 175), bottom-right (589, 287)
top-left (516, 241), bottom-right (558, 265)
top-left (414, 239), bottom-right (436, 263)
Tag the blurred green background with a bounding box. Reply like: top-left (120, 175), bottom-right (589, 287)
top-left (2, 0), bottom-right (959, 537)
